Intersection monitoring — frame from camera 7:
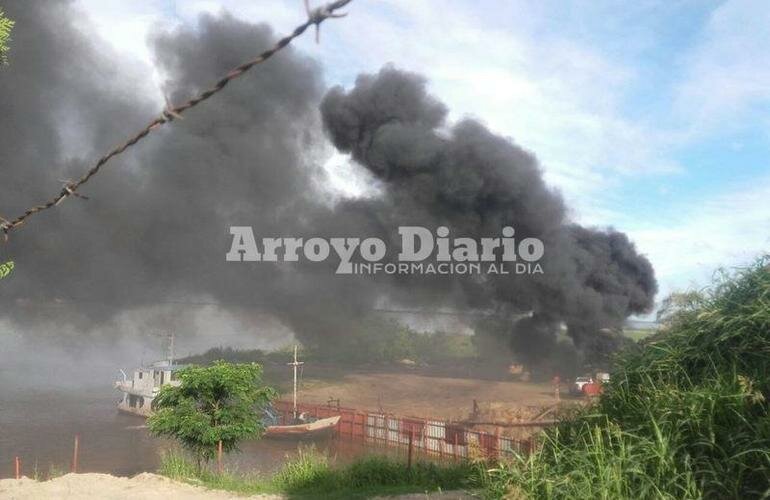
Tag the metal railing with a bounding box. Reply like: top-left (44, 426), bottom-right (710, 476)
top-left (272, 400), bottom-right (542, 460)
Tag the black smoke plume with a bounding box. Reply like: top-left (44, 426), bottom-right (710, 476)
top-left (319, 68), bottom-right (657, 365)
top-left (0, 1), bottom-right (656, 370)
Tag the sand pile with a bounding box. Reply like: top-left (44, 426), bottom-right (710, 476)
top-left (0, 473), bottom-right (474, 499)
top-left (0, 473), bottom-right (282, 499)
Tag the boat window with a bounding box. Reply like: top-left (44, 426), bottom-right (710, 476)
top-left (138, 372), bottom-right (143, 379)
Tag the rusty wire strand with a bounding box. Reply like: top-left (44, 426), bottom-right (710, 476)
top-left (0, 0), bottom-right (352, 242)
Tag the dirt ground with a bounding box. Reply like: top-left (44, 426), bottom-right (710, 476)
top-left (0, 473), bottom-right (279, 499)
top-left (296, 371), bottom-right (561, 421)
top-left (0, 473), bottom-right (474, 499)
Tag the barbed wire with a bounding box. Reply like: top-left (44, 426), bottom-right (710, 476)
top-left (0, 0), bottom-right (352, 242)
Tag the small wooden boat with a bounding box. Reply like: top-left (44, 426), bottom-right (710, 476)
top-left (264, 346), bottom-right (341, 440)
top-left (265, 415), bottom-right (340, 439)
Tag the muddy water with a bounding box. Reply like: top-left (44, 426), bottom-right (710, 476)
top-left (0, 388), bottom-right (361, 479)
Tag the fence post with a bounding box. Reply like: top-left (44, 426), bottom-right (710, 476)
top-left (71, 434), bottom-right (80, 473)
top-left (15, 456), bottom-right (20, 479)
top-left (217, 440), bottom-right (223, 474)
top-left (407, 429), bottom-right (414, 470)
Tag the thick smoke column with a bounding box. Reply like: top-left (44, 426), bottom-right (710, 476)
top-left (320, 67), bottom-right (658, 362)
top-left (0, 1), bottom-right (656, 368)
top-left (0, 0), bottom-right (330, 347)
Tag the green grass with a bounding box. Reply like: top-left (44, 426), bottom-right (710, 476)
top-left (159, 446), bottom-right (479, 499)
top-left (480, 257), bottom-right (770, 499)
top-left (30, 462), bottom-right (66, 482)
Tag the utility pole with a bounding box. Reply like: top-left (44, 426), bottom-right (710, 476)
top-left (287, 345), bottom-right (304, 420)
top-left (167, 332), bottom-right (175, 366)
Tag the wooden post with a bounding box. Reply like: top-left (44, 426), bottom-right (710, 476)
top-left (439, 429), bottom-right (445, 459)
top-left (407, 429), bottom-right (414, 470)
top-left (71, 434), bottom-right (80, 473)
top-left (553, 375), bottom-right (561, 402)
top-left (217, 440), bottom-right (223, 474)
top-left (495, 426), bottom-right (501, 459)
top-left (15, 456), bottom-right (20, 479)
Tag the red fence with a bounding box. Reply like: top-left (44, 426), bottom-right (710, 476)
top-left (273, 401), bottom-right (539, 460)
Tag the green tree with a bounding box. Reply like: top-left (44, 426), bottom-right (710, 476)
top-left (656, 290), bottom-right (703, 329)
top-left (0, 9), bottom-right (14, 65)
top-left (148, 361), bottom-right (276, 470)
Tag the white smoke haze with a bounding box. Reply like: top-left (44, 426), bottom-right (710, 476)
top-left (0, 0), bottom-right (656, 384)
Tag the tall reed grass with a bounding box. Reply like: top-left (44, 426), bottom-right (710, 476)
top-left (482, 258), bottom-right (770, 499)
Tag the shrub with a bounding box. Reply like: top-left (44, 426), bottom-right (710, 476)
top-left (483, 258), bottom-right (770, 499)
top-left (148, 361), bottom-right (276, 470)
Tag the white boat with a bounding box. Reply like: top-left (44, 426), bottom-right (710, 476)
top-left (115, 343), bottom-right (341, 441)
top-left (115, 360), bottom-right (185, 417)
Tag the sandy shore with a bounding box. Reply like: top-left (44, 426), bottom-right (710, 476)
top-left (0, 473), bottom-right (281, 499)
top-left (0, 473), bottom-right (475, 499)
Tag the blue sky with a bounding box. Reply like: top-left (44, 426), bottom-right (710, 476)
top-left (76, 0), bottom-right (770, 311)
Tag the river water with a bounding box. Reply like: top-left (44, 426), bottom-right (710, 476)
top-left (0, 387), bottom-right (357, 479)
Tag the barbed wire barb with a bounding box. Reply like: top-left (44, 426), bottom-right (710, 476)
top-left (0, 216), bottom-right (11, 242)
top-left (1, 0), bottom-right (353, 243)
top-left (305, 0), bottom-right (349, 43)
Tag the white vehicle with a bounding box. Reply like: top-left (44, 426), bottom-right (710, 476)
top-left (571, 376), bottom-right (594, 394)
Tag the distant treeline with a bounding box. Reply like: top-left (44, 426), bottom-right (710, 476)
top-left (179, 319), bottom-right (478, 367)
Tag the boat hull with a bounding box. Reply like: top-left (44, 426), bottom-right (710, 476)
top-left (264, 415), bottom-right (340, 440)
top-left (117, 401), bottom-right (153, 417)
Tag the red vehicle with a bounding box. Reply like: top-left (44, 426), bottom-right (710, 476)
top-left (582, 382), bottom-right (603, 396)
top-left (570, 376), bottom-right (594, 395)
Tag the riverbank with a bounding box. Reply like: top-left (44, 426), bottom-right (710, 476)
top-left (155, 448), bottom-right (479, 500)
top-left (0, 473), bottom-right (280, 499)
top-left (0, 473), bottom-right (475, 499)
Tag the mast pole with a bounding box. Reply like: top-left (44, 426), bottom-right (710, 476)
top-left (293, 345), bottom-right (298, 419)
top-left (169, 332), bottom-right (175, 366)
top-left (288, 345), bottom-right (304, 420)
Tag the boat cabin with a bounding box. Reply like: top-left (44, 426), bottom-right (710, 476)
top-left (115, 361), bottom-right (186, 417)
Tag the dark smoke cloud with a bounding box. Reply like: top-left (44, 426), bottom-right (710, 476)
top-left (0, 1), bottom-right (656, 369)
top-left (319, 67), bottom-right (658, 362)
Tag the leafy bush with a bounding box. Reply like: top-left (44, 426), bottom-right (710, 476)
top-left (0, 9), bottom-right (13, 65)
top-left (483, 258), bottom-right (770, 499)
top-left (148, 361), bottom-right (276, 470)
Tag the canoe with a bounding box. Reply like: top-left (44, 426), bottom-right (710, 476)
top-left (264, 415), bottom-right (340, 440)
